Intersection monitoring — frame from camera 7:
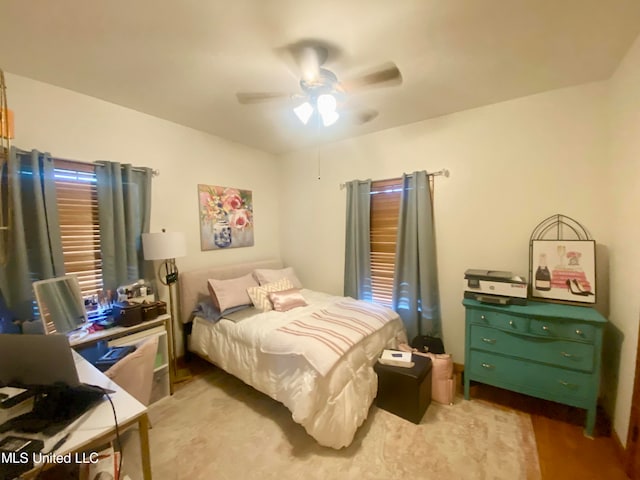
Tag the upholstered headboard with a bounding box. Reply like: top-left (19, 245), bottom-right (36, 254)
top-left (178, 258), bottom-right (283, 323)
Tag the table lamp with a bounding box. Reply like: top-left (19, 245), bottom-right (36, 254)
top-left (142, 229), bottom-right (190, 384)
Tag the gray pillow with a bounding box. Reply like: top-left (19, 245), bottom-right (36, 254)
top-left (192, 300), bottom-right (250, 323)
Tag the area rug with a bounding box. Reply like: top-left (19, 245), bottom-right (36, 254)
top-left (122, 368), bottom-right (541, 480)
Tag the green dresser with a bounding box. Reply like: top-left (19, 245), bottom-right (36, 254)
top-left (463, 298), bottom-right (607, 436)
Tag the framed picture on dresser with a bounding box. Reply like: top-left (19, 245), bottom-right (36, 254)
top-left (530, 239), bottom-right (596, 304)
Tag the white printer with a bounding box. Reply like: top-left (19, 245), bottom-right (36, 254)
top-left (463, 269), bottom-right (527, 305)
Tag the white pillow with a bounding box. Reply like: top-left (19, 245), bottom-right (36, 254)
top-left (207, 273), bottom-right (258, 312)
top-left (247, 277), bottom-right (294, 312)
top-left (253, 267), bottom-right (303, 289)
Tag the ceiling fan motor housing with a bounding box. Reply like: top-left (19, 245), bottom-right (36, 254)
top-left (300, 68), bottom-right (342, 100)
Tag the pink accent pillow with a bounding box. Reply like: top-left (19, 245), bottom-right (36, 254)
top-left (246, 277), bottom-right (294, 312)
top-left (268, 288), bottom-right (308, 312)
top-left (207, 273), bottom-right (258, 312)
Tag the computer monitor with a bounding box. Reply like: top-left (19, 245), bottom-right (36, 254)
top-left (33, 275), bottom-right (88, 335)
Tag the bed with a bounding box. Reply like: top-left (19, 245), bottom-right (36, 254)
top-left (179, 259), bottom-right (407, 449)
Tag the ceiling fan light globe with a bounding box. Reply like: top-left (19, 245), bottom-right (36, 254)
top-left (294, 102), bottom-right (314, 124)
top-left (321, 111), bottom-right (339, 127)
top-left (317, 94), bottom-right (337, 115)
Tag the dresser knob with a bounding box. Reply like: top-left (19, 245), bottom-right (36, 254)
top-left (481, 362), bottom-right (494, 369)
top-left (575, 329), bottom-right (583, 336)
top-left (482, 337), bottom-right (496, 344)
top-left (542, 325), bottom-right (549, 331)
top-left (481, 315), bottom-right (486, 321)
top-left (509, 320), bottom-right (514, 326)
top-left (561, 351), bottom-right (574, 358)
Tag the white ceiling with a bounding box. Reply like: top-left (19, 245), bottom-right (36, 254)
top-left (1, 0), bottom-right (640, 154)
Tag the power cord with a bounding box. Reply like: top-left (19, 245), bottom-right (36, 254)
top-left (32, 384), bottom-right (123, 480)
top-left (90, 384), bottom-right (123, 480)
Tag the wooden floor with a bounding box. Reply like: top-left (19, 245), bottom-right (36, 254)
top-left (180, 358), bottom-right (629, 479)
top-left (471, 383), bottom-right (628, 479)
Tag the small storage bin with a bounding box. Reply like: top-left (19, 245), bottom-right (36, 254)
top-left (374, 353), bottom-right (432, 424)
top-left (112, 302), bottom-right (143, 327)
top-left (141, 302), bottom-right (158, 322)
top-left (155, 301), bottom-right (167, 315)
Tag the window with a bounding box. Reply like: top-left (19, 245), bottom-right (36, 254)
top-left (369, 178), bottom-right (402, 307)
top-left (53, 160), bottom-right (103, 298)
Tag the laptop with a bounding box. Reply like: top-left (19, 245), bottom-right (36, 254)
top-left (0, 334), bottom-right (105, 435)
top-left (0, 334), bottom-right (81, 389)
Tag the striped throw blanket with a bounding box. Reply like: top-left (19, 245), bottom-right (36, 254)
top-left (260, 298), bottom-right (398, 376)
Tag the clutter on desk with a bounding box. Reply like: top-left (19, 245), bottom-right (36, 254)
top-left (141, 302), bottom-right (158, 321)
top-left (0, 435), bottom-right (44, 479)
top-left (116, 279), bottom-right (153, 303)
top-left (112, 300), bottom-right (166, 327)
top-left (95, 346), bottom-right (136, 372)
top-left (112, 302), bottom-right (143, 327)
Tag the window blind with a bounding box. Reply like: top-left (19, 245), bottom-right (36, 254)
top-left (53, 160), bottom-right (103, 297)
top-left (369, 178), bottom-right (402, 307)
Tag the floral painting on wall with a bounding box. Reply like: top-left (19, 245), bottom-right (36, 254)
top-left (198, 184), bottom-right (253, 251)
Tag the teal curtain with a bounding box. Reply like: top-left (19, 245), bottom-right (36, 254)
top-left (96, 161), bottom-right (152, 292)
top-left (392, 171), bottom-right (441, 340)
top-left (343, 179), bottom-right (372, 300)
top-left (0, 148), bottom-right (64, 320)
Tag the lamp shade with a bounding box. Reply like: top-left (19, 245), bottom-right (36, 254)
top-left (142, 231), bottom-right (187, 260)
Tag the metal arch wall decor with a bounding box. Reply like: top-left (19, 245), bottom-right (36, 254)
top-left (529, 214), bottom-right (596, 304)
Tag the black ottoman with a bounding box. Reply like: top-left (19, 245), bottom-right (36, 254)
top-left (374, 353), bottom-right (432, 424)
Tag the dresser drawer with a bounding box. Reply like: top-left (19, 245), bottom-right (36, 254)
top-left (468, 351), bottom-right (592, 404)
top-left (467, 309), bottom-right (529, 332)
top-left (529, 318), bottom-right (595, 342)
top-left (469, 325), bottom-right (594, 372)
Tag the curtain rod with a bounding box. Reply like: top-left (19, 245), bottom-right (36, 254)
top-left (84, 160), bottom-right (159, 177)
top-left (15, 148), bottom-right (160, 177)
top-left (339, 168), bottom-right (449, 190)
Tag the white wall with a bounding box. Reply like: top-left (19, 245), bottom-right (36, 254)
top-left (607, 33), bottom-right (640, 446)
top-left (279, 81), bottom-right (611, 374)
top-left (6, 73), bottom-right (281, 353)
top-left (7, 73), bottom-right (281, 271)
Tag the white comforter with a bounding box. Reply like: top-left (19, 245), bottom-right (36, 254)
top-left (189, 290), bottom-right (407, 449)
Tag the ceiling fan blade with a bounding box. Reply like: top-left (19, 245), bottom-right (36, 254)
top-left (354, 108), bottom-right (379, 124)
top-left (341, 100), bottom-right (379, 124)
top-left (236, 92), bottom-right (292, 104)
top-left (341, 62), bottom-right (402, 92)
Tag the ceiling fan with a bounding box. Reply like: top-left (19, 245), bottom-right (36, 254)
top-left (236, 40), bottom-right (402, 127)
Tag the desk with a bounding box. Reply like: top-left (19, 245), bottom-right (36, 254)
top-left (4, 352), bottom-right (153, 479)
top-left (71, 314), bottom-right (173, 400)
top-left (68, 315), bottom-right (170, 350)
